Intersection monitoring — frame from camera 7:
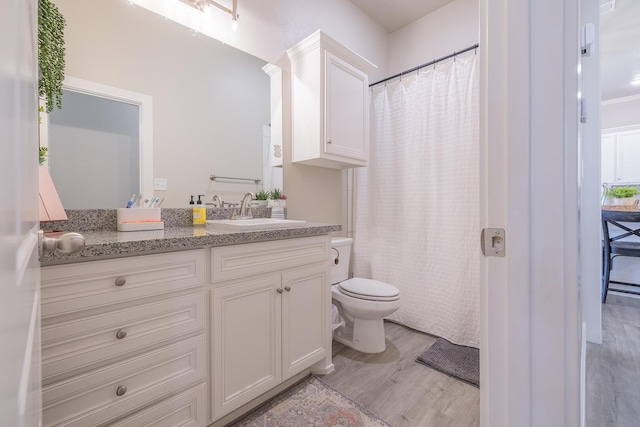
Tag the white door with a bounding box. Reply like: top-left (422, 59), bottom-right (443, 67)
top-left (325, 52), bottom-right (368, 161)
top-left (281, 265), bottom-right (330, 380)
top-left (481, 0), bottom-right (581, 426)
top-left (211, 275), bottom-right (282, 419)
top-left (0, 0), bottom-right (42, 426)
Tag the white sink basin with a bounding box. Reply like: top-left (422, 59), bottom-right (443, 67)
top-left (206, 218), bottom-right (307, 232)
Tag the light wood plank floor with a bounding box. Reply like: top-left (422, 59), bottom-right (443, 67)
top-left (321, 321), bottom-right (480, 427)
top-left (587, 294), bottom-right (640, 427)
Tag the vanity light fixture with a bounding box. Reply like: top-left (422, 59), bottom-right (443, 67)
top-left (179, 0), bottom-right (239, 31)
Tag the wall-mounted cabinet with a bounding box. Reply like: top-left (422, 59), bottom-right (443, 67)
top-left (602, 128), bottom-right (640, 185)
top-left (287, 31), bottom-right (376, 169)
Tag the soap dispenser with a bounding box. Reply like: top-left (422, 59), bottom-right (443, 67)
top-left (192, 195), bottom-right (206, 226)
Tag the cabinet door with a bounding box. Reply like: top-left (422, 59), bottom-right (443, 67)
top-left (211, 275), bottom-right (282, 419)
top-left (325, 52), bottom-right (368, 161)
top-left (601, 133), bottom-right (616, 185)
top-left (281, 265), bottom-right (330, 380)
top-left (616, 130), bottom-right (640, 183)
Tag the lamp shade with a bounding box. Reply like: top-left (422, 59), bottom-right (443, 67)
top-left (39, 166), bottom-right (67, 222)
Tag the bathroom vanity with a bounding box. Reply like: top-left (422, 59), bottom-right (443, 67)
top-left (40, 223), bottom-right (339, 427)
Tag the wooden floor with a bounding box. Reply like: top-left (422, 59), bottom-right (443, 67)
top-left (587, 294), bottom-right (640, 427)
top-left (321, 321), bottom-right (480, 427)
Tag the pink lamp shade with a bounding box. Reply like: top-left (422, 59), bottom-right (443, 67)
top-left (39, 166), bottom-right (68, 222)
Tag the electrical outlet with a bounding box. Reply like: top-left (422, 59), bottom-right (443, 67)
top-left (153, 178), bottom-right (168, 191)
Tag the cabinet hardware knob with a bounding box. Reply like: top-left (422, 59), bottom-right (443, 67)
top-left (115, 329), bottom-right (127, 340)
top-left (284, 286), bottom-right (291, 292)
top-left (116, 386), bottom-right (127, 397)
top-left (276, 288), bottom-right (283, 294)
top-left (327, 140), bottom-right (332, 144)
top-left (114, 277), bottom-right (126, 287)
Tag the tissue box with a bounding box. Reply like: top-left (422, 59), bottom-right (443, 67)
top-left (117, 208), bottom-right (164, 231)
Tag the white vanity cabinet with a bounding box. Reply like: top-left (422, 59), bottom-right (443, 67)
top-left (210, 236), bottom-right (332, 419)
top-left (40, 249), bottom-right (208, 427)
top-left (287, 31), bottom-right (375, 169)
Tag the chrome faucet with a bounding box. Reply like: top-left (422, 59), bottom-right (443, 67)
top-left (211, 195), bottom-right (223, 207)
top-left (238, 192), bottom-right (255, 219)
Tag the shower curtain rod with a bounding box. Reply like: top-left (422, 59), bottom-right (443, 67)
top-left (369, 43), bottom-right (479, 88)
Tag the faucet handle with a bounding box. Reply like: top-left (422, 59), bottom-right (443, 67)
top-left (227, 203), bottom-right (238, 220)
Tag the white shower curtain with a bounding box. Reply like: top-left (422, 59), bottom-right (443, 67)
top-left (353, 53), bottom-right (480, 347)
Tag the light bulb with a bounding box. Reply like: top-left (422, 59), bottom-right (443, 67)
top-left (231, 14), bottom-right (238, 32)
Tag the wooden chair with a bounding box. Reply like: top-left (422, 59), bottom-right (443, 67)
top-left (601, 209), bottom-right (640, 303)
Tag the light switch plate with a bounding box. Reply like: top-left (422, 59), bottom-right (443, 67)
top-left (153, 178), bottom-right (168, 191)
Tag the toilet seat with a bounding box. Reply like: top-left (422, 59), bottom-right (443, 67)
top-left (338, 278), bottom-right (400, 302)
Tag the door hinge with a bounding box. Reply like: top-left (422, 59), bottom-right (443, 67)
top-left (481, 228), bottom-right (506, 257)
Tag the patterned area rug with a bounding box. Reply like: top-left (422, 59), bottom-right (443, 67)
top-left (416, 338), bottom-right (480, 387)
top-left (230, 375), bottom-right (391, 427)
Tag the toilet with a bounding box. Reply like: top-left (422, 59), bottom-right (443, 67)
top-left (331, 237), bottom-right (401, 354)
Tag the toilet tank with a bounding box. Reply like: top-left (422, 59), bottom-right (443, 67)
top-left (331, 237), bottom-right (353, 284)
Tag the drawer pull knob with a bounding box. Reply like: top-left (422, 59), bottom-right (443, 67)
top-left (284, 286), bottom-right (291, 292)
top-left (114, 277), bottom-right (126, 287)
top-left (276, 288), bottom-right (283, 294)
top-left (115, 329), bottom-right (127, 340)
top-left (116, 386), bottom-right (127, 397)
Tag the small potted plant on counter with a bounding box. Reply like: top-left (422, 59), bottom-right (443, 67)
top-left (254, 190), bottom-right (269, 206)
top-left (268, 188), bottom-right (287, 207)
top-left (606, 186), bottom-right (639, 205)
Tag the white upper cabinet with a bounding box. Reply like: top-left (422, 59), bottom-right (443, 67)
top-left (602, 128), bottom-right (640, 185)
top-left (287, 31), bottom-right (376, 169)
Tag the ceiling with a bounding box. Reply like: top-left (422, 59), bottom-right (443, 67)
top-left (348, 0), bottom-right (455, 33)
top-left (348, 0), bottom-right (639, 101)
top-left (600, 0), bottom-right (640, 101)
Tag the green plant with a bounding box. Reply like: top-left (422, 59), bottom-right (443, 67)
top-left (255, 190), bottom-right (269, 200)
top-left (268, 188), bottom-right (282, 200)
top-left (39, 146), bottom-right (48, 164)
top-left (606, 186), bottom-right (639, 199)
top-left (38, 0), bottom-right (66, 113)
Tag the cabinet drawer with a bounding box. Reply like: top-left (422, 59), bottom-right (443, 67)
top-left (41, 249), bottom-right (205, 318)
top-left (211, 235), bottom-right (329, 283)
top-left (42, 292), bottom-right (206, 383)
top-left (43, 334), bottom-right (206, 427)
top-left (110, 383), bottom-right (207, 427)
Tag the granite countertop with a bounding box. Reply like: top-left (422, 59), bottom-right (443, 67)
top-left (42, 223), bottom-right (341, 266)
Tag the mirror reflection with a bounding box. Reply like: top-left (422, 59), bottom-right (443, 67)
top-left (49, 0), bottom-right (281, 208)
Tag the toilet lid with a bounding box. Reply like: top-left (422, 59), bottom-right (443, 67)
top-left (339, 278), bottom-right (400, 301)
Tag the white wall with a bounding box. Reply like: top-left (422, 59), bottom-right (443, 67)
top-left (388, 0), bottom-right (479, 75)
top-left (602, 96), bottom-right (640, 130)
top-left (54, 0), bottom-right (270, 208)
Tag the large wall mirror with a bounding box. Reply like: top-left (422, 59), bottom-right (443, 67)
top-left (50, 0), bottom-right (283, 209)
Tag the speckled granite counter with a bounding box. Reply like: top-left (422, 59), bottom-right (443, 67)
top-left (41, 223), bottom-right (341, 266)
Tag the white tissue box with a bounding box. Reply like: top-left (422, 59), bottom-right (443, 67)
top-left (117, 208), bottom-right (164, 231)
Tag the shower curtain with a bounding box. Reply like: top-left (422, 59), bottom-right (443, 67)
top-left (353, 53), bottom-right (480, 347)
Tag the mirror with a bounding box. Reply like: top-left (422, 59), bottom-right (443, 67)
top-left (48, 78), bottom-right (153, 209)
top-left (48, 0), bottom-right (282, 208)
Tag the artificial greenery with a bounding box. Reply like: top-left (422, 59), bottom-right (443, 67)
top-left (255, 190), bottom-right (269, 200)
top-left (268, 188), bottom-right (282, 200)
top-left (39, 146), bottom-right (48, 164)
top-left (38, 0), bottom-right (66, 113)
top-left (606, 186), bottom-right (639, 199)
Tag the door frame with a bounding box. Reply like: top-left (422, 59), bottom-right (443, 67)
top-left (480, 0), bottom-right (582, 425)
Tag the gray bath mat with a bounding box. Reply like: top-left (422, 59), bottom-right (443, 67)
top-left (416, 338), bottom-right (479, 387)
